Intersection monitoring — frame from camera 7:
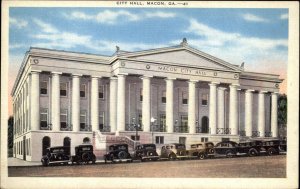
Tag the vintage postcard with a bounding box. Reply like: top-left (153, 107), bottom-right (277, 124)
top-left (1, 1), bottom-right (299, 189)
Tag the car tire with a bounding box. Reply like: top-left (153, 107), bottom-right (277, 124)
top-left (198, 153), bottom-right (205, 160)
top-left (169, 153), bottom-right (176, 161)
top-left (248, 148), bottom-right (258, 157)
top-left (208, 148), bottom-right (215, 154)
top-left (226, 150), bottom-right (234, 158)
top-left (118, 151), bottom-right (127, 159)
top-left (82, 153), bottom-right (90, 164)
top-left (267, 148), bottom-right (277, 156)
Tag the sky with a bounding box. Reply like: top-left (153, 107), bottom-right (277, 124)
top-left (8, 8), bottom-right (288, 115)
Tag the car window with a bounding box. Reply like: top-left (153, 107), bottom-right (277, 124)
top-left (118, 145), bottom-right (127, 150)
top-left (206, 143), bottom-right (213, 148)
top-left (191, 145), bottom-right (197, 148)
top-left (197, 144), bottom-right (203, 148)
top-left (176, 145), bottom-right (185, 149)
top-left (145, 146), bottom-right (155, 150)
top-left (82, 147), bottom-right (91, 151)
top-left (166, 146), bottom-right (170, 149)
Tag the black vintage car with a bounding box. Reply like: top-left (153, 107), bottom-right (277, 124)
top-left (214, 141), bottom-right (238, 158)
top-left (279, 140), bottom-right (287, 152)
top-left (133, 144), bottom-right (159, 161)
top-left (41, 146), bottom-right (70, 166)
top-left (71, 144), bottom-right (96, 164)
top-left (255, 139), bottom-right (281, 156)
top-left (237, 140), bottom-right (263, 157)
top-left (104, 144), bottom-right (133, 163)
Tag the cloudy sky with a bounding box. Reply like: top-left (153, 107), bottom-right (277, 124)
top-left (9, 8), bottom-right (288, 115)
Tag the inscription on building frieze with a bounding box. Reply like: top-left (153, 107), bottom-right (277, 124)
top-left (157, 65), bottom-right (209, 77)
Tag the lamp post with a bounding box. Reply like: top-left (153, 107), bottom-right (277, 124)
top-left (196, 120), bottom-right (199, 133)
top-left (150, 117), bottom-right (156, 144)
top-left (175, 119), bottom-right (178, 132)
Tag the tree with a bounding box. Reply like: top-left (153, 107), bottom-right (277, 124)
top-left (278, 94), bottom-right (287, 125)
top-left (8, 116), bottom-right (14, 149)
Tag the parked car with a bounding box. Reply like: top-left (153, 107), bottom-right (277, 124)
top-left (71, 144), bottom-right (96, 164)
top-left (104, 144), bottom-right (133, 163)
top-left (278, 140), bottom-right (287, 152)
top-left (160, 143), bottom-right (188, 160)
top-left (214, 141), bottom-right (238, 158)
top-left (41, 146), bottom-right (70, 166)
top-left (256, 140), bottom-right (281, 156)
top-left (237, 140), bottom-right (263, 157)
top-left (186, 142), bottom-right (215, 159)
top-left (133, 143), bottom-right (159, 161)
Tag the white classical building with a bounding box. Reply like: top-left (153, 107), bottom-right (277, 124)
top-left (12, 39), bottom-right (283, 161)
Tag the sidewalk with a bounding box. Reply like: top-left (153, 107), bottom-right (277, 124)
top-left (8, 157), bottom-right (105, 167)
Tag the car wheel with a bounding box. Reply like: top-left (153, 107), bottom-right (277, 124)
top-left (267, 148), bottom-right (277, 156)
top-left (169, 153), bottom-right (176, 161)
top-left (248, 148), bottom-right (258, 157)
top-left (198, 153), bottom-right (205, 160)
top-left (226, 150), bottom-right (234, 158)
top-left (118, 151), bottom-right (127, 159)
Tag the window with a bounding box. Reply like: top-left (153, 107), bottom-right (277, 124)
top-left (155, 136), bottom-right (164, 144)
top-left (140, 88), bottom-right (143, 101)
top-left (182, 92), bottom-right (188, 104)
top-left (179, 137), bottom-right (186, 144)
top-left (201, 137), bottom-right (208, 142)
top-left (83, 137), bottom-right (90, 143)
top-left (99, 112), bottom-right (104, 130)
top-left (202, 94), bottom-right (208, 106)
top-left (99, 85), bottom-right (104, 99)
top-left (80, 84), bottom-right (86, 98)
top-left (80, 110), bottom-right (86, 130)
top-left (60, 109), bottom-right (68, 129)
top-left (40, 109), bottom-right (48, 128)
top-left (131, 135), bottom-right (140, 141)
top-left (181, 115), bottom-right (188, 127)
top-left (42, 136), bottom-right (51, 155)
top-left (161, 91), bottom-right (166, 103)
top-left (138, 114), bottom-right (142, 127)
top-left (60, 82), bottom-right (67, 97)
top-left (40, 81), bottom-right (48, 95)
top-left (160, 114), bottom-right (166, 127)
top-left (222, 138), bottom-right (230, 142)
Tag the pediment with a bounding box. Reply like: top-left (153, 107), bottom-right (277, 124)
top-left (126, 49), bottom-right (238, 71)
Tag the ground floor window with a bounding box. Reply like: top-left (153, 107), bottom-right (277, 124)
top-left (222, 138), bottom-right (230, 142)
top-left (64, 137), bottom-right (71, 155)
top-left (179, 137), bottom-right (186, 144)
top-left (131, 135), bottom-right (140, 141)
top-left (83, 137), bottom-right (90, 144)
top-left (201, 137), bottom-right (208, 142)
top-left (155, 136), bottom-right (164, 144)
top-left (80, 110), bottom-right (87, 130)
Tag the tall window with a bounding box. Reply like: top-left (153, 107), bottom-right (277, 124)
top-left (160, 114), bottom-right (166, 127)
top-left (40, 108), bottom-right (48, 128)
top-left (60, 82), bottom-right (67, 97)
top-left (140, 88), bottom-right (143, 101)
top-left (40, 81), bottom-right (48, 95)
top-left (138, 114), bottom-right (142, 128)
top-left (60, 109), bottom-right (68, 129)
top-left (42, 136), bottom-right (51, 155)
top-left (161, 91), bottom-right (166, 103)
top-left (179, 137), bottom-right (186, 144)
top-left (182, 92), bottom-right (188, 104)
top-left (99, 112), bottom-right (104, 130)
top-left (80, 84), bottom-right (86, 98)
top-left (181, 115), bottom-right (188, 126)
top-left (80, 110), bottom-right (86, 130)
top-left (201, 94), bottom-right (208, 106)
top-left (99, 85), bottom-right (104, 99)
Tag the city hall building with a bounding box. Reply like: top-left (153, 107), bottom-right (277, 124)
top-left (12, 39), bottom-right (283, 161)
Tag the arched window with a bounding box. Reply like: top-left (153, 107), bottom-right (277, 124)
top-left (83, 137), bottom-right (90, 144)
top-left (63, 137), bottom-right (71, 155)
top-left (201, 116), bottom-right (209, 133)
top-left (42, 136), bottom-right (51, 155)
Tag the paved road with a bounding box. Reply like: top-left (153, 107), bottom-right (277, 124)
top-left (8, 155), bottom-right (286, 178)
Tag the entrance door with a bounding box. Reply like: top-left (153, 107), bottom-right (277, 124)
top-left (42, 136), bottom-right (51, 155)
top-left (23, 136), bottom-right (26, 160)
top-left (63, 137), bottom-right (71, 155)
top-left (201, 116), bottom-right (209, 133)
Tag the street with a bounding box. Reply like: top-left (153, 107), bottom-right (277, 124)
top-left (8, 155), bottom-right (286, 178)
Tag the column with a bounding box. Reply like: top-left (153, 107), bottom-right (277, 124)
top-left (72, 74), bottom-right (81, 132)
top-left (166, 78), bottom-right (175, 133)
top-left (258, 91), bottom-right (267, 137)
top-left (109, 77), bottom-right (118, 132)
top-left (271, 92), bottom-right (278, 137)
top-left (245, 89), bottom-right (254, 137)
top-left (209, 82), bottom-right (219, 134)
top-left (188, 80), bottom-right (197, 134)
top-left (142, 76), bottom-right (152, 132)
top-left (117, 74), bottom-right (126, 132)
top-left (229, 84), bottom-right (239, 135)
top-left (91, 76), bottom-right (101, 131)
top-left (217, 87), bottom-right (226, 130)
top-left (51, 72), bottom-right (62, 131)
top-left (30, 70), bottom-right (41, 131)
